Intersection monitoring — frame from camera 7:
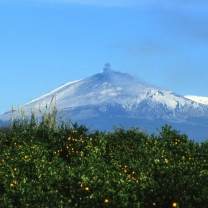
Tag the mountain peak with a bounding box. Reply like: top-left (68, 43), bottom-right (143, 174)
top-left (103, 63), bottom-right (113, 73)
top-left (100, 63), bottom-right (135, 83)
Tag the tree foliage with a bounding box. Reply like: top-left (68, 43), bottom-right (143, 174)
top-left (0, 119), bottom-right (207, 207)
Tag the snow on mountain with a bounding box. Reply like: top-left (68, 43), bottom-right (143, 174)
top-left (25, 80), bottom-right (81, 105)
top-left (22, 64), bottom-right (205, 115)
top-left (185, 96), bottom-right (208, 106)
top-left (1, 64), bottom-right (208, 140)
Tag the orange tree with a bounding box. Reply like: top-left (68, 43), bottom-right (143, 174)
top-left (0, 120), bottom-right (208, 207)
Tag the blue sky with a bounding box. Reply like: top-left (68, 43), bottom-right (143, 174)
top-left (0, 0), bottom-right (208, 113)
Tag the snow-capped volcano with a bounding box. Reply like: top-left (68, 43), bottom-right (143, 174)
top-left (1, 64), bottom-right (208, 140)
top-left (22, 64), bottom-right (206, 115)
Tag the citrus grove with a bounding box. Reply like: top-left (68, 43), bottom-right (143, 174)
top-left (0, 114), bottom-right (208, 207)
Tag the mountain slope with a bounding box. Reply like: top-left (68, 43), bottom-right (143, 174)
top-left (185, 95), bottom-right (208, 106)
top-left (1, 64), bottom-right (208, 140)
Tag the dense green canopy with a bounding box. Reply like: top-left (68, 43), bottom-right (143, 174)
top-left (0, 115), bottom-right (208, 207)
